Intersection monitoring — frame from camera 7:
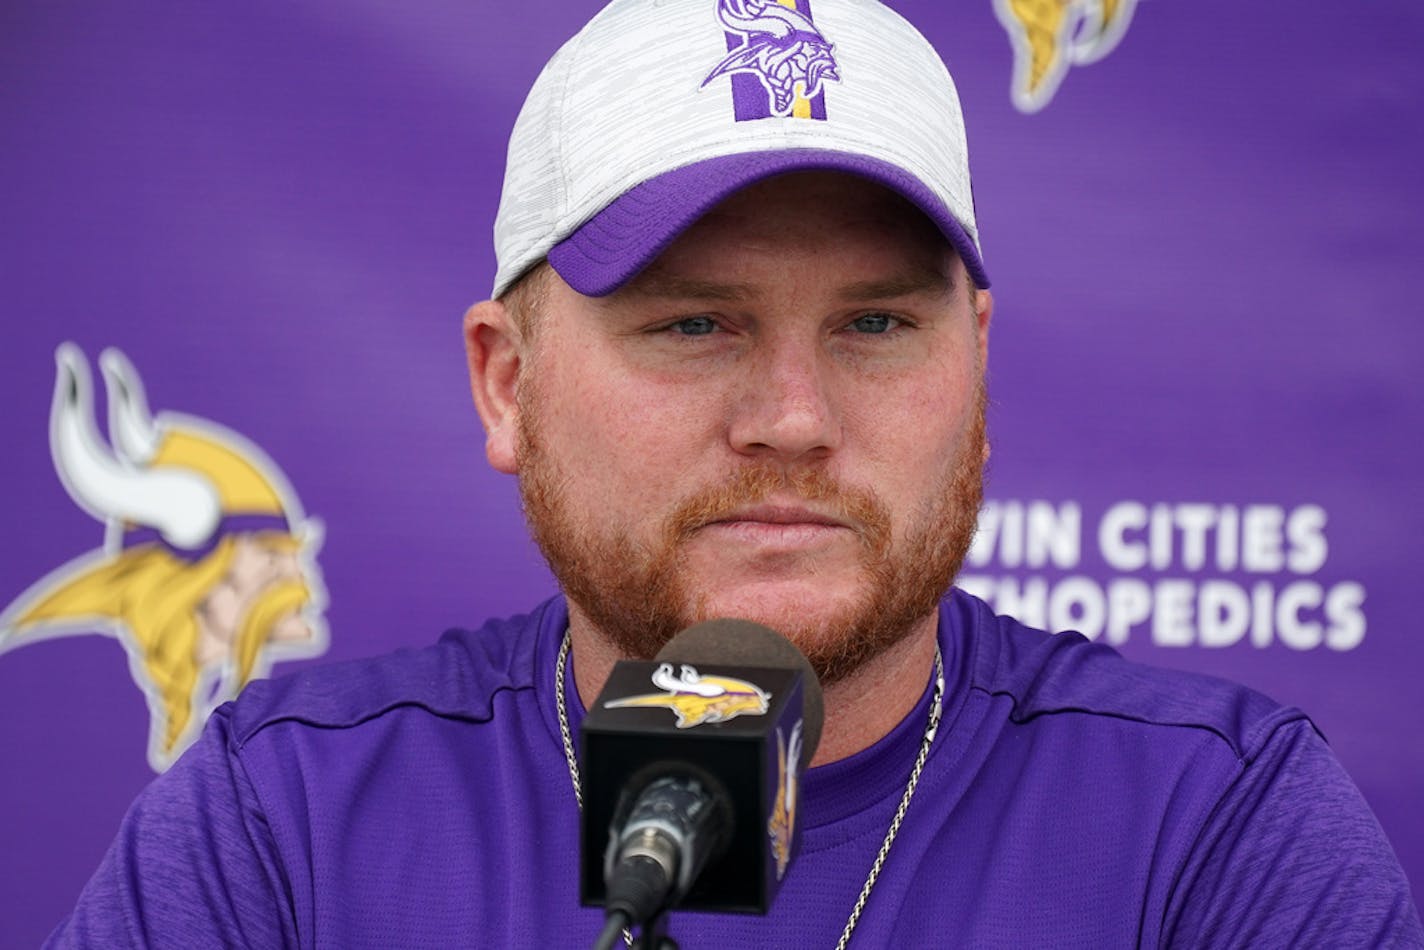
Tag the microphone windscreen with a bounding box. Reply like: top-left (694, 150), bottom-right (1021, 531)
top-left (656, 619), bottom-right (823, 766)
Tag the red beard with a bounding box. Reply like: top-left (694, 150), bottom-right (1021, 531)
top-left (517, 384), bottom-right (986, 685)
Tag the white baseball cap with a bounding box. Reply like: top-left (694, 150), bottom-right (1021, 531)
top-left (491, 0), bottom-right (988, 298)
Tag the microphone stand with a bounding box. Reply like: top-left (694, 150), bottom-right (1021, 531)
top-left (592, 910), bottom-right (677, 950)
top-left (633, 911), bottom-right (676, 950)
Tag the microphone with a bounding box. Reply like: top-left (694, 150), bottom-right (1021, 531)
top-left (580, 619), bottom-right (824, 930)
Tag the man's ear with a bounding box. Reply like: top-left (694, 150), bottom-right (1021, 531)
top-left (974, 288), bottom-right (993, 465)
top-left (463, 299), bottom-right (522, 474)
top-left (974, 288), bottom-right (992, 370)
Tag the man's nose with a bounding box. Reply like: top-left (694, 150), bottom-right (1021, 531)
top-left (727, 338), bottom-right (841, 463)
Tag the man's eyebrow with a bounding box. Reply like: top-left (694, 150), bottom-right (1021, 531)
top-left (614, 266), bottom-right (955, 304)
top-left (616, 272), bottom-right (754, 302)
top-left (835, 269), bottom-right (955, 302)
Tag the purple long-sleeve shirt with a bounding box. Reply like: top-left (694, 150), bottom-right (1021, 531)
top-left (49, 591), bottom-right (1422, 947)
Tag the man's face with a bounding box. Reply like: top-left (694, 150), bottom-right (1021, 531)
top-left (508, 173), bottom-right (989, 683)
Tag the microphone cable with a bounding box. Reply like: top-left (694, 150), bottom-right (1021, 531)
top-left (592, 910), bottom-right (632, 950)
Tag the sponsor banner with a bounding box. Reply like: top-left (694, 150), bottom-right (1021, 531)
top-left (961, 499), bottom-right (1367, 651)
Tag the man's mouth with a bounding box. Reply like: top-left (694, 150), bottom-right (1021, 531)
top-left (698, 502), bottom-right (855, 548)
top-left (707, 503), bottom-right (850, 529)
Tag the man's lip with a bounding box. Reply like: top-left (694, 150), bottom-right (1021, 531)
top-left (706, 505), bottom-right (850, 529)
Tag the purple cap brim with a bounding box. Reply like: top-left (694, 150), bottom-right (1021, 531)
top-left (546, 149), bottom-right (989, 297)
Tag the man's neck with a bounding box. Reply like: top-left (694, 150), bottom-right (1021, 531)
top-left (567, 609), bottom-right (942, 768)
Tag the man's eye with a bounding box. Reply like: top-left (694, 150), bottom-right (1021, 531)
top-left (849, 313), bottom-right (898, 334)
top-left (669, 316), bottom-right (719, 336)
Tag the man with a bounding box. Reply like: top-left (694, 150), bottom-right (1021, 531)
top-left (49, 0), bottom-right (1422, 946)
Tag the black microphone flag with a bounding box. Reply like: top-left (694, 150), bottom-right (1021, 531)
top-left (580, 619), bottom-right (823, 917)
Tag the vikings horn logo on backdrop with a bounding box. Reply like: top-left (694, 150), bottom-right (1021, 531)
top-left (994, 0), bottom-right (1141, 112)
top-left (0, 345), bottom-right (329, 771)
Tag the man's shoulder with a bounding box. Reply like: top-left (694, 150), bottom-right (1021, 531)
top-left (224, 597), bottom-right (565, 749)
top-left (951, 589), bottom-right (1308, 762)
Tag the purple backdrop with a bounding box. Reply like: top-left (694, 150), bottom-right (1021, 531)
top-left (3, 1), bottom-right (1421, 943)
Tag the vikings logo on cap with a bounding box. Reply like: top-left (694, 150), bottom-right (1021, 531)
top-left (767, 719), bottom-right (803, 880)
top-left (702, 0), bottom-right (840, 120)
top-left (0, 344), bottom-right (328, 771)
top-left (605, 661), bottom-right (770, 728)
top-left (994, 0), bottom-right (1141, 112)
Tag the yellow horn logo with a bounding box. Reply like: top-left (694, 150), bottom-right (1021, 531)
top-left (767, 719), bottom-right (803, 880)
top-left (994, 0), bottom-right (1141, 112)
top-left (0, 344), bottom-right (329, 771)
top-left (605, 662), bottom-right (770, 729)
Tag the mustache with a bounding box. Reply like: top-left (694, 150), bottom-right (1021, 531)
top-left (662, 464), bottom-right (892, 553)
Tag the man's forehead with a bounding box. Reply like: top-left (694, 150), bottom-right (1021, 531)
top-left (615, 261), bottom-right (960, 305)
top-left (606, 172), bottom-right (962, 303)
top-left (695, 171), bottom-right (946, 235)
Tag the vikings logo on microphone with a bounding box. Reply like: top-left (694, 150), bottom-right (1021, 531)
top-left (605, 662), bottom-right (770, 728)
top-left (994, 0), bottom-right (1141, 112)
top-left (767, 719), bottom-right (802, 880)
top-left (0, 344), bottom-right (328, 771)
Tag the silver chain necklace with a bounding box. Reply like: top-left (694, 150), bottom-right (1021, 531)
top-left (555, 631), bottom-right (945, 949)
